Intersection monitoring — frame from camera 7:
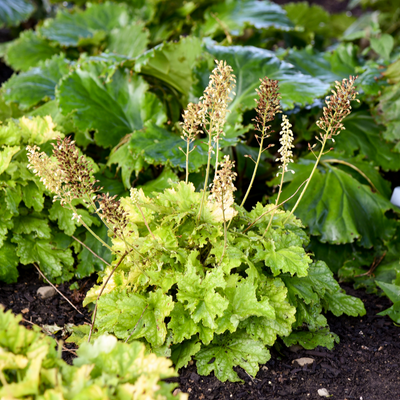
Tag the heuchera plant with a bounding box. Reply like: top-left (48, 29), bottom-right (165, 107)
top-left (27, 61), bottom-right (365, 382)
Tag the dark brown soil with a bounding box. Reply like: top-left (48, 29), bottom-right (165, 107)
top-left (1, 266), bottom-right (399, 400)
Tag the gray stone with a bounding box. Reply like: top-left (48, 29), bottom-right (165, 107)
top-left (292, 357), bottom-right (314, 367)
top-left (318, 388), bottom-right (330, 397)
top-left (37, 286), bottom-right (56, 300)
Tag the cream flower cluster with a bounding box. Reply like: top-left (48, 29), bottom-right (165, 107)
top-left (276, 115), bottom-right (295, 175)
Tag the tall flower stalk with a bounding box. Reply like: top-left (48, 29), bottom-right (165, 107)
top-left (240, 77), bottom-right (281, 208)
top-left (180, 103), bottom-right (202, 183)
top-left (265, 115), bottom-right (294, 234)
top-left (197, 60), bottom-right (236, 222)
top-left (209, 155), bottom-right (237, 264)
top-left (284, 76), bottom-right (359, 223)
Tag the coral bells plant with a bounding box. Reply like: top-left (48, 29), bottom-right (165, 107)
top-left (27, 63), bottom-right (365, 383)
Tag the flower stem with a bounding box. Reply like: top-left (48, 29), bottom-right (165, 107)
top-left (283, 133), bottom-right (328, 224)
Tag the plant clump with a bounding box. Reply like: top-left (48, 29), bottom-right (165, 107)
top-left (27, 62), bottom-right (365, 383)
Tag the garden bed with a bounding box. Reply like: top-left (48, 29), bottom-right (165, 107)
top-left (1, 268), bottom-right (399, 400)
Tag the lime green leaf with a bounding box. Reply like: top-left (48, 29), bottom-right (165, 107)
top-left (283, 328), bottom-right (339, 350)
top-left (135, 36), bottom-right (202, 97)
top-left (216, 274), bottom-right (275, 334)
top-left (370, 34), bottom-right (394, 60)
top-left (196, 330), bottom-right (270, 382)
top-left (205, 43), bottom-right (330, 117)
top-left (12, 233), bottom-right (74, 282)
top-left (202, 0), bottom-right (293, 37)
top-left (176, 256), bottom-right (228, 329)
top-left (0, 241), bottom-right (19, 283)
top-left (108, 22), bottom-right (149, 57)
top-left (241, 278), bottom-right (296, 345)
top-left (13, 213), bottom-right (51, 239)
top-left (57, 67), bottom-right (166, 148)
top-left (263, 240), bottom-right (311, 277)
top-left (279, 158), bottom-right (396, 247)
top-left (171, 337), bottom-right (202, 370)
top-left (3, 55), bottom-right (70, 110)
top-left (0, 0), bottom-right (34, 28)
top-left (323, 290), bottom-right (365, 317)
top-left (21, 181), bottom-right (45, 212)
top-left (0, 115), bottom-right (62, 146)
top-left (5, 30), bottom-right (60, 72)
top-left (168, 302), bottom-right (199, 343)
top-left (0, 145), bottom-right (19, 174)
top-left (40, 2), bottom-right (130, 47)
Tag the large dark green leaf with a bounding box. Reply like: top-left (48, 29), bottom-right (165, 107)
top-left (278, 157), bottom-right (396, 247)
top-left (376, 82), bottom-right (400, 153)
top-left (205, 43), bottom-right (330, 119)
top-left (39, 2), bottom-right (130, 47)
top-left (134, 36), bottom-right (202, 98)
top-left (57, 66), bottom-right (167, 148)
top-left (3, 55), bottom-right (70, 110)
top-left (108, 22), bottom-right (149, 58)
top-left (0, 241), bottom-right (19, 283)
top-left (0, 0), bottom-right (34, 28)
top-left (5, 30), bottom-right (60, 72)
top-left (335, 111), bottom-right (400, 171)
top-left (128, 123), bottom-right (209, 171)
top-left (201, 0), bottom-right (293, 37)
top-left (285, 46), bottom-right (358, 83)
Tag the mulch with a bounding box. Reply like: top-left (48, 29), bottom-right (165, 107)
top-left (1, 266), bottom-right (399, 400)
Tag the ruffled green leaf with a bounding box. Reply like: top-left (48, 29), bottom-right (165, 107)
top-left (171, 337), bottom-right (202, 370)
top-left (216, 274), bottom-right (275, 334)
top-left (108, 21), bottom-right (149, 57)
top-left (176, 253), bottom-right (228, 329)
top-left (39, 2), bottom-right (130, 47)
top-left (196, 330), bottom-right (270, 382)
top-left (135, 36), bottom-right (202, 98)
top-left (57, 67), bottom-right (167, 148)
top-left (12, 233), bottom-right (74, 282)
top-left (283, 328), bottom-right (339, 350)
top-left (3, 55), bottom-right (70, 110)
top-left (0, 0), bottom-right (34, 28)
top-left (5, 30), bottom-right (60, 72)
top-left (201, 0), bottom-right (293, 37)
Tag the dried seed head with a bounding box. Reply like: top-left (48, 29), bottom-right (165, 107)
top-left (97, 193), bottom-right (128, 236)
top-left (26, 145), bottom-right (66, 201)
top-left (316, 76), bottom-right (359, 141)
top-left (181, 102), bottom-right (202, 143)
top-left (199, 60), bottom-right (236, 140)
top-left (253, 78), bottom-right (281, 136)
top-left (209, 156), bottom-right (237, 206)
top-left (52, 137), bottom-right (99, 202)
top-left (276, 115), bottom-right (295, 175)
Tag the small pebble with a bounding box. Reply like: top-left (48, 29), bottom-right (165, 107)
top-left (292, 357), bottom-right (314, 367)
top-left (172, 388), bottom-right (181, 396)
top-left (318, 388), bottom-right (330, 397)
top-left (37, 286), bottom-right (56, 300)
